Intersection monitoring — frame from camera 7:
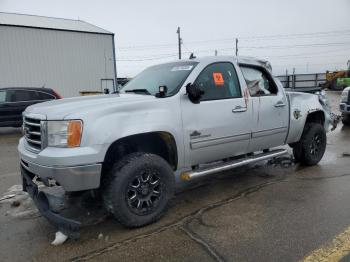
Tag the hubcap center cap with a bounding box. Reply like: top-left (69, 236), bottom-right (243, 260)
top-left (140, 184), bottom-right (150, 195)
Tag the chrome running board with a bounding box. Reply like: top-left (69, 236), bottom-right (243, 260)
top-left (180, 149), bottom-right (288, 181)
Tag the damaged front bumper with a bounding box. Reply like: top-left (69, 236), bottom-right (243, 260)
top-left (329, 112), bottom-right (341, 131)
top-left (21, 165), bottom-right (81, 238)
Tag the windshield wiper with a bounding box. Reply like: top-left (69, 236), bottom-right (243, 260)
top-left (124, 89), bottom-right (152, 95)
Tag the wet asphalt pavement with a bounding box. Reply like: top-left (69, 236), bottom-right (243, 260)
top-left (0, 91), bottom-right (349, 262)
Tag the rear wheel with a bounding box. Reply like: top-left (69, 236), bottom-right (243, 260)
top-left (102, 153), bottom-right (175, 228)
top-left (292, 123), bottom-right (327, 166)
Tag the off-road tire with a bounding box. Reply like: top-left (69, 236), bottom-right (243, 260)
top-left (292, 123), bottom-right (327, 166)
top-left (342, 114), bottom-right (350, 126)
top-left (292, 143), bottom-right (303, 163)
top-left (102, 152), bottom-right (175, 228)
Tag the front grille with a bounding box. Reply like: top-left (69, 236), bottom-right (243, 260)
top-left (23, 116), bottom-right (42, 151)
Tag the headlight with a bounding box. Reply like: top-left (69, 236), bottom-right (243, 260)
top-left (47, 120), bottom-right (83, 148)
top-left (341, 90), bottom-right (349, 103)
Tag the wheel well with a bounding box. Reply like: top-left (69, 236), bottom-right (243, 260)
top-left (102, 132), bottom-right (178, 177)
top-left (305, 111), bottom-right (325, 126)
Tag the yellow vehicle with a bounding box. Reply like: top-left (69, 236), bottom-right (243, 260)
top-left (321, 60), bottom-right (350, 90)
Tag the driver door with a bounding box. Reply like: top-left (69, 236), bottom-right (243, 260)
top-left (181, 62), bottom-right (252, 166)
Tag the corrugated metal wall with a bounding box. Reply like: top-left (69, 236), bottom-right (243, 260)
top-left (0, 26), bottom-right (116, 97)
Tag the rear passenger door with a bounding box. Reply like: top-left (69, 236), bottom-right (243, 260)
top-left (181, 62), bottom-right (252, 166)
top-left (240, 66), bottom-right (289, 152)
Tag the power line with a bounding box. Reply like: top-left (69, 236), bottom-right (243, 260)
top-left (273, 61), bottom-right (346, 67)
top-left (238, 29), bottom-right (350, 40)
top-left (116, 45), bottom-right (350, 62)
top-left (265, 47), bottom-right (350, 59)
top-left (117, 29), bottom-right (350, 51)
top-left (241, 41), bottom-right (350, 50)
top-left (116, 54), bottom-right (178, 61)
top-left (117, 41), bottom-right (350, 59)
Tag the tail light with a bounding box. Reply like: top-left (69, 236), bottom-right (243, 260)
top-left (52, 90), bottom-right (62, 99)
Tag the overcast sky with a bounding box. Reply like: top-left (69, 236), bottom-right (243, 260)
top-left (1, 0), bottom-right (350, 77)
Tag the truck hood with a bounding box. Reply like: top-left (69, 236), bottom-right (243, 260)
top-left (25, 94), bottom-right (156, 119)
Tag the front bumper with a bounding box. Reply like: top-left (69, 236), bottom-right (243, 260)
top-left (21, 165), bottom-right (81, 238)
top-left (18, 137), bottom-right (102, 191)
top-left (20, 158), bottom-right (102, 192)
top-left (340, 103), bottom-right (350, 114)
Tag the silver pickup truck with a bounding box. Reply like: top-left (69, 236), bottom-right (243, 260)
top-left (18, 56), bottom-right (337, 237)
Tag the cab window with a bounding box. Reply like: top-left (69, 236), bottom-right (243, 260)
top-left (240, 66), bottom-right (278, 97)
top-left (194, 62), bottom-right (242, 101)
top-left (13, 90), bottom-right (37, 102)
top-left (37, 91), bottom-right (55, 100)
top-left (0, 91), bottom-right (6, 103)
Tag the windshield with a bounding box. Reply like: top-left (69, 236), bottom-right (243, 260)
top-left (121, 61), bottom-right (198, 96)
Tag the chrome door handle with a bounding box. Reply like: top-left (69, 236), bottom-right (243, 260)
top-left (274, 101), bottom-right (286, 107)
top-left (232, 106), bottom-right (247, 113)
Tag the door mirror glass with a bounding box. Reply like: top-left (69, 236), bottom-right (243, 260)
top-left (186, 83), bottom-right (204, 104)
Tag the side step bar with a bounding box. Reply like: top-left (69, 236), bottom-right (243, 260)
top-left (180, 149), bottom-right (288, 181)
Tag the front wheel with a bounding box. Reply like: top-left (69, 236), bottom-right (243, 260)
top-left (102, 153), bottom-right (175, 228)
top-left (292, 123), bottom-right (327, 166)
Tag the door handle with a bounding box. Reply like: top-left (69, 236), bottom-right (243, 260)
top-left (274, 101), bottom-right (286, 107)
top-left (232, 106), bottom-right (247, 113)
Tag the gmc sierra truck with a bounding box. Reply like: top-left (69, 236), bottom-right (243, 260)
top-left (18, 56), bottom-right (337, 237)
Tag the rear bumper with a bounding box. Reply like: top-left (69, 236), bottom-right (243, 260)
top-left (21, 165), bottom-right (81, 238)
top-left (340, 103), bottom-right (350, 114)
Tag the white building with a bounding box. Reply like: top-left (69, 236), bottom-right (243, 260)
top-left (0, 12), bottom-right (117, 97)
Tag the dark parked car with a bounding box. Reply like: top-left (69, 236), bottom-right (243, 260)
top-left (0, 87), bottom-right (62, 127)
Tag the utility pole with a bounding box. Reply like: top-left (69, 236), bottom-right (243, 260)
top-left (235, 38), bottom-right (238, 56)
top-left (176, 27), bottom-right (182, 60)
top-left (292, 67), bottom-right (296, 89)
top-left (215, 50), bottom-right (218, 56)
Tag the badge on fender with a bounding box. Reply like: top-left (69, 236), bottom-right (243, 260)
top-left (294, 109), bottom-right (302, 119)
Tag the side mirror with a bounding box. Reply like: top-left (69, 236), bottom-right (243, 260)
top-left (186, 83), bottom-right (204, 104)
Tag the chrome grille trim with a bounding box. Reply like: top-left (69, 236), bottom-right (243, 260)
top-left (23, 113), bottom-right (46, 152)
top-left (26, 138), bottom-right (41, 145)
top-left (24, 121), bottom-right (41, 127)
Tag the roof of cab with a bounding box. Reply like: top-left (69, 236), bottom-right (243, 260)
top-left (181, 56), bottom-right (273, 72)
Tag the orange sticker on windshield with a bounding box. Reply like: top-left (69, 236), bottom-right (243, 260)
top-left (213, 72), bottom-right (224, 86)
